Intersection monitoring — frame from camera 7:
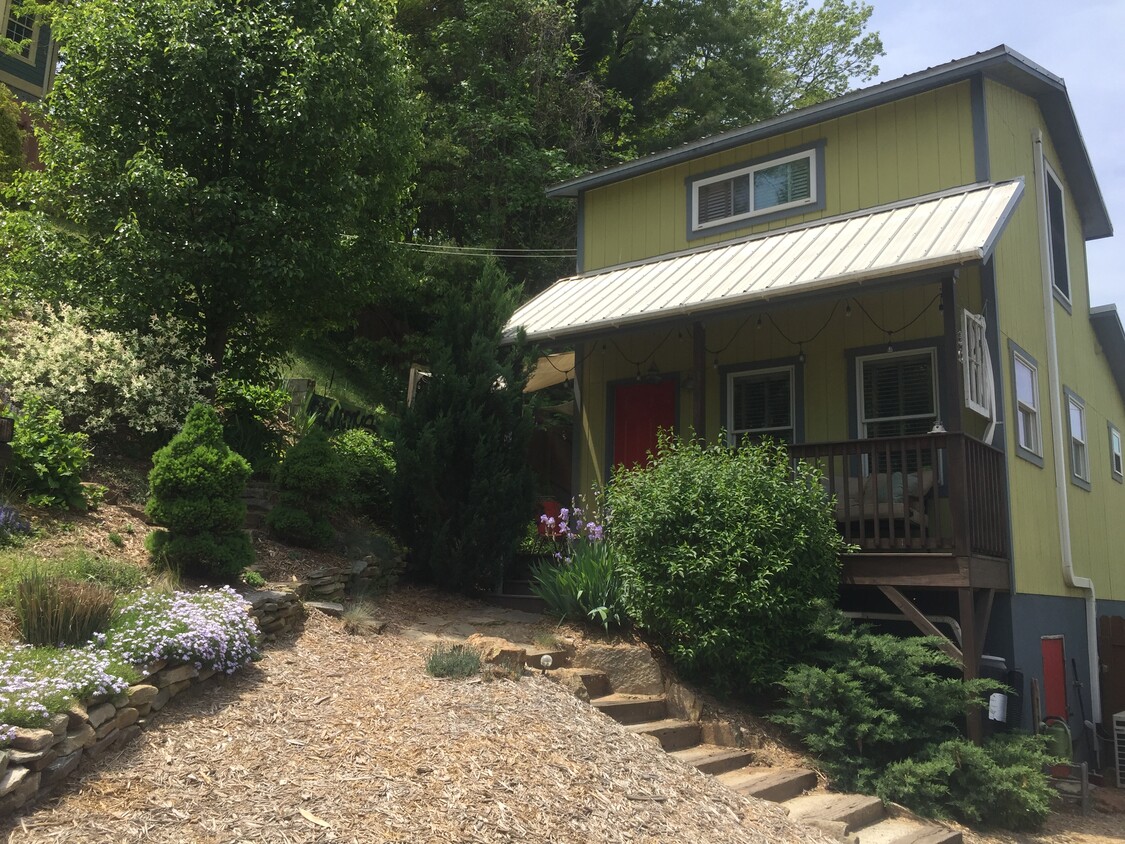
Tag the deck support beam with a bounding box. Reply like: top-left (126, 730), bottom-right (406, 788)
top-left (877, 585), bottom-right (963, 664)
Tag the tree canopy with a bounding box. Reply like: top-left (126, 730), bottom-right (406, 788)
top-left (1, 0), bottom-right (418, 377)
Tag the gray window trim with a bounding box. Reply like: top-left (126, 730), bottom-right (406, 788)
top-left (1109, 422), bottom-right (1123, 484)
top-left (1063, 386), bottom-right (1091, 491)
top-left (1008, 340), bottom-right (1044, 468)
top-left (718, 357), bottom-right (805, 445)
top-left (685, 140), bottom-right (827, 242)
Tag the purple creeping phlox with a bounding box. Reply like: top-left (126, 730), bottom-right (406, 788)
top-left (106, 586), bottom-right (260, 674)
top-left (0, 643), bottom-right (132, 731)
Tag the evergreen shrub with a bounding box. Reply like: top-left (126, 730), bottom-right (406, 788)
top-left (774, 614), bottom-right (997, 794)
top-left (11, 395), bottom-right (93, 510)
top-left (607, 433), bottom-right (847, 695)
top-left (331, 427), bottom-right (395, 520)
top-left (394, 262), bottom-right (535, 592)
top-left (215, 378), bottom-right (290, 475)
top-left (266, 428), bottom-right (340, 549)
top-left (145, 404), bottom-right (253, 580)
top-left (877, 734), bottom-right (1056, 831)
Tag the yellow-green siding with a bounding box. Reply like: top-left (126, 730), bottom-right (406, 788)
top-left (986, 79), bottom-right (1125, 602)
top-left (581, 82), bottom-right (977, 272)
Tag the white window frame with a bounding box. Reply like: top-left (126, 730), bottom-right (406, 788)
top-left (962, 309), bottom-right (989, 418)
top-left (691, 148), bottom-right (817, 232)
top-left (1011, 347), bottom-right (1042, 464)
top-left (856, 348), bottom-right (939, 439)
top-left (726, 365), bottom-right (796, 445)
top-left (1043, 160), bottom-right (1071, 306)
top-left (1065, 388), bottom-right (1090, 489)
top-left (1109, 423), bottom-right (1123, 483)
top-left (4, 6), bottom-right (39, 65)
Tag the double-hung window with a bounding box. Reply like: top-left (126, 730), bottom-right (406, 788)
top-left (691, 148), bottom-right (817, 233)
top-left (1065, 388), bottom-right (1089, 489)
top-left (1110, 424), bottom-right (1123, 483)
top-left (1044, 162), bottom-right (1070, 304)
top-left (726, 366), bottom-right (795, 444)
top-left (857, 350), bottom-right (938, 439)
top-left (1011, 344), bottom-right (1042, 465)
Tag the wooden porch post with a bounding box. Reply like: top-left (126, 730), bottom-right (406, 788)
top-left (941, 273), bottom-right (964, 434)
top-left (693, 321), bottom-right (706, 438)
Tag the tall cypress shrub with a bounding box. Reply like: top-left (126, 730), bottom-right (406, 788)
top-left (146, 403), bottom-right (253, 581)
top-left (394, 261), bottom-right (536, 592)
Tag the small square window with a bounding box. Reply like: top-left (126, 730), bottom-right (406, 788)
top-left (727, 367), bottom-right (795, 444)
top-left (1065, 389), bottom-right (1089, 489)
top-left (1110, 424), bottom-right (1123, 483)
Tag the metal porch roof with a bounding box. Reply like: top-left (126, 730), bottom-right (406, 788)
top-left (504, 180), bottom-right (1024, 344)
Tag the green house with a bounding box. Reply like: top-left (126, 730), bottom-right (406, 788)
top-left (1, 0), bottom-right (56, 103)
top-left (506, 46), bottom-right (1125, 745)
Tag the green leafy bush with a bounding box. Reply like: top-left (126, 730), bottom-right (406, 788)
top-left (607, 434), bottom-right (847, 695)
top-left (215, 378), bottom-right (290, 475)
top-left (146, 403), bottom-right (253, 581)
top-left (331, 427), bottom-right (395, 520)
top-left (11, 395), bottom-right (93, 510)
top-left (394, 262), bottom-right (535, 592)
top-left (774, 615), bottom-right (997, 794)
top-left (877, 735), bottom-right (1056, 831)
top-left (267, 428), bottom-right (340, 549)
top-left (0, 305), bottom-right (209, 440)
top-left (426, 643), bottom-right (481, 678)
top-left (15, 570), bottom-right (116, 647)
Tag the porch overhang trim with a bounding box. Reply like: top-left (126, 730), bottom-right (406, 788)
top-left (504, 180), bottom-right (1024, 344)
top-left (1091, 305), bottom-right (1125, 402)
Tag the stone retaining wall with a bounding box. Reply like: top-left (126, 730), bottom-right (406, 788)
top-left (247, 587), bottom-right (305, 642)
top-left (1, 660), bottom-right (222, 815)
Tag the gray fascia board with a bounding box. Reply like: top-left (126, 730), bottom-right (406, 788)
top-left (549, 45), bottom-right (1111, 241)
top-left (1091, 305), bottom-right (1125, 401)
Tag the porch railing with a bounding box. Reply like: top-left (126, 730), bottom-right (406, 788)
top-left (788, 432), bottom-right (1009, 558)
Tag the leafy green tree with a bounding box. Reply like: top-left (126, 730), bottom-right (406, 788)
top-left (0, 90), bottom-right (21, 195)
top-left (393, 260), bottom-right (537, 592)
top-left (2, 0), bottom-right (418, 377)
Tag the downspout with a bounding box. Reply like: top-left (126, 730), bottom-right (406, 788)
top-left (1034, 131), bottom-right (1102, 724)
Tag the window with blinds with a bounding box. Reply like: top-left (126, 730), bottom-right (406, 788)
top-left (858, 350), bottom-right (938, 439)
top-left (727, 367), bottom-right (794, 444)
top-left (692, 149), bottom-right (815, 231)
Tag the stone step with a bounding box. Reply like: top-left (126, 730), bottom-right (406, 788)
top-left (669, 744), bottom-right (756, 776)
top-left (784, 793), bottom-right (886, 832)
top-left (855, 817), bottom-right (962, 844)
top-left (717, 767), bottom-right (817, 803)
top-left (481, 593), bottom-right (547, 614)
top-left (591, 694), bottom-right (668, 725)
top-left (524, 649), bottom-right (570, 670)
top-left (626, 718), bottom-right (702, 752)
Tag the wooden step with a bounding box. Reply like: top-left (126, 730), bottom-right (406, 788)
top-left (591, 694), bottom-right (667, 725)
top-left (626, 719), bottom-right (702, 752)
top-left (669, 744), bottom-right (755, 776)
top-left (855, 817), bottom-right (962, 844)
top-left (784, 793), bottom-right (886, 831)
top-left (717, 767), bottom-right (817, 803)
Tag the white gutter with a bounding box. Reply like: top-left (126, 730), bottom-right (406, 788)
top-left (1034, 131), bottom-right (1102, 723)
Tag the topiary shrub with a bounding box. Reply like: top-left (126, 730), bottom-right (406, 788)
top-left (773, 613), bottom-right (997, 794)
top-left (877, 734), bottom-right (1056, 831)
top-left (145, 403), bottom-right (253, 581)
top-left (266, 428), bottom-right (340, 549)
top-left (331, 427), bottom-right (394, 520)
top-left (10, 395), bottom-right (93, 510)
top-left (215, 377), bottom-right (290, 475)
top-left (607, 433), bottom-right (847, 696)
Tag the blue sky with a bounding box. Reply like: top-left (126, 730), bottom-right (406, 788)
top-left (861, 0), bottom-right (1124, 312)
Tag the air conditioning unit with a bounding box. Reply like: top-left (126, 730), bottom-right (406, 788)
top-left (1115, 711), bottom-right (1125, 788)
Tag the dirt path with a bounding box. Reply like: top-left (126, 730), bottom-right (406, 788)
top-left (1, 602), bottom-right (831, 844)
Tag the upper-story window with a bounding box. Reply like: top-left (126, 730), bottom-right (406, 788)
top-left (689, 145), bottom-right (820, 235)
top-left (1011, 345), bottom-right (1042, 466)
top-left (5, 11), bottom-right (35, 59)
top-left (1109, 423), bottom-right (1123, 483)
top-left (1065, 387), bottom-right (1089, 490)
top-left (1043, 161), bottom-right (1070, 305)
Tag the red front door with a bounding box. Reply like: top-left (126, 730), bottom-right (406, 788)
top-left (612, 379), bottom-right (676, 471)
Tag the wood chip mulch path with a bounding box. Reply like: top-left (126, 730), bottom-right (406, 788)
top-left (2, 606), bottom-right (835, 844)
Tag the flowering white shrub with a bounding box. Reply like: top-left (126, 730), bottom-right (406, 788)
top-left (107, 586), bottom-right (260, 673)
top-left (0, 305), bottom-right (210, 436)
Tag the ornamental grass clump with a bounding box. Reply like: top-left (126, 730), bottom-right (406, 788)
top-left (425, 643), bottom-right (481, 679)
top-left (106, 586), bottom-right (260, 673)
top-left (146, 403), bottom-right (254, 581)
top-left (14, 569), bottom-right (116, 647)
